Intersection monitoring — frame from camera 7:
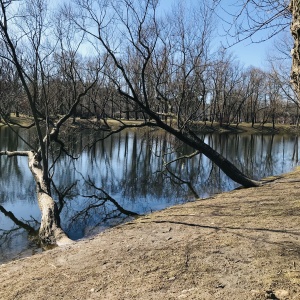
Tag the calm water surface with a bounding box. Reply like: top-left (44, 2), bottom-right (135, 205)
top-left (0, 126), bottom-right (299, 263)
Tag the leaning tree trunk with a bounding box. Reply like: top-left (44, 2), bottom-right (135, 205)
top-left (290, 0), bottom-right (300, 99)
top-left (0, 150), bottom-right (72, 247)
top-left (153, 118), bottom-right (261, 188)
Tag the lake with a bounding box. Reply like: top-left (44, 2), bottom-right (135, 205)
top-left (0, 126), bottom-right (299, 263)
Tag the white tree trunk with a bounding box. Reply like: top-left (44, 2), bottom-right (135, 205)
top-left (0, 150), bottom-right (72, 246)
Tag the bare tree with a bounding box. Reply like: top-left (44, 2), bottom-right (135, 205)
top-left (0, 0), bottom-right (99, 245)
top-left (210, 48), bottom-right (247, 126)
top-left (266, 33), bottom-right (300, 125)
top-left (0, 55), bottom-right (20, 119)
top-left (242, 67), bottom-right (267, 126)
top-left (71, 0), bottom-right (260, 187)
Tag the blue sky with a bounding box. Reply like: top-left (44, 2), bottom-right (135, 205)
top-left (157, 0), bottom-right (285, 69)
top-left (225, 38), bottom-right (274, 68)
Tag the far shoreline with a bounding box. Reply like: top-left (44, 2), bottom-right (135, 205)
top-left (1, 113), bottom-right (300, 135)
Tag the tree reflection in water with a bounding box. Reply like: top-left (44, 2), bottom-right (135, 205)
top-left (0, 205), bottom-right (40, 263)
top-left (0, 127), bottom-right (300, 262)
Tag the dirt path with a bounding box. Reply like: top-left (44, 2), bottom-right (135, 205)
top-left (1, 169), bottom-right (300, 300)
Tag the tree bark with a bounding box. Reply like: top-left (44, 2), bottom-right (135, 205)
top-left (290, 0), bottom-right (300, 99)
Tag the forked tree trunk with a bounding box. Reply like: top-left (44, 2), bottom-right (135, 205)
top-left (0, 150), bottom-right (72, 246)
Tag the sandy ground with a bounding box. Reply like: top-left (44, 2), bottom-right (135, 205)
top-left (1, 169), bottom-right (300, 300)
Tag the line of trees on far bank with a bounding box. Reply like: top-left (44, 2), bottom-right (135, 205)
top-left (0, 47), bottom-right (298, 128)
top-left (0, 1), bottom-right (297, 130)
